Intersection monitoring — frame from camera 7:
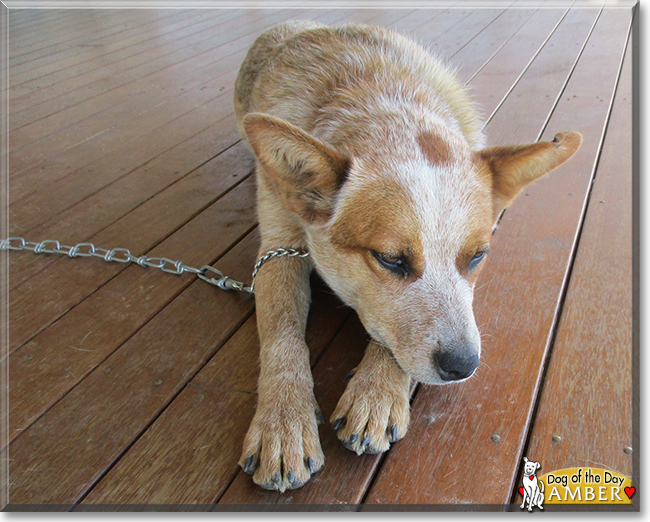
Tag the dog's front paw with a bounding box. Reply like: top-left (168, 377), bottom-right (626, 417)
top-left (239, 385), bottom-right (324, 492)
top-left (330, 349), bottom-right (410, 455)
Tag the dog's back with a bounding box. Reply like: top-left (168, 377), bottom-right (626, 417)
top-left (234, 22), bottom-right (484, 152)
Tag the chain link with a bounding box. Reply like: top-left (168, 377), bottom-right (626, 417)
top-left (250, 248), bottom-right (311, 293)
top-left (0, 238), bottom-right (310, 296)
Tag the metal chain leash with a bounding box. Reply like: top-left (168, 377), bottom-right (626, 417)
top-left (0, 237), bottom-right (309, 296)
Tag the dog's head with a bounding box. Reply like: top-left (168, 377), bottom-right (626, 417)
top-left (523, 457), bottom-right (541, 476)
top-left (244, 113), bottom-right (581, 384)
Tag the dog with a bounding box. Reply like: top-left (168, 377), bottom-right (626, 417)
top-left (233, 20), bottom-right (582, 492)
top-left (521, 457), bottom-right (545, 511)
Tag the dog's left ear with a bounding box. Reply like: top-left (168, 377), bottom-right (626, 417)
top-left (476, 131), bottom-right (582, 224)
top-left (243, 113), bottom-right (350, 223)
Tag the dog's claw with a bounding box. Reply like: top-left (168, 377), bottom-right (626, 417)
top-left (350, 434), bottom-right (358, 443)
top-left (242, 455), bottom-right (256, 474)
top-left (389, 424), bottom-right (398, 442)
top-left (259, 472), bottom-right (282, 491)
top-left (331, 417), bottom-right (345, 431)
top-left (361, 435), bottom-right (370, 448)
top-left (344, 369), bottom-right (356, 382)
top-left (287, 470), bottom-right (295, 485)
top-left (315, 409), bottom-right (325, 425)
top-left (306, 457), bottom-right (317, 474)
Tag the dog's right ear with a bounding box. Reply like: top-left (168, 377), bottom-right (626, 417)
top-left (476, 132), bottom-right (582, 225)
top-left (243, 113), bottom-right (350, 224)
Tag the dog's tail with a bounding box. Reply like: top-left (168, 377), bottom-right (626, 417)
top-left (539, 479), bottom-right (545, 494)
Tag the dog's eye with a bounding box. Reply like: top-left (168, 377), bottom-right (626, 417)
top-left (468, 249), bottom-right (488, 271)
top-left (371, 250), bottom-right (410, 277)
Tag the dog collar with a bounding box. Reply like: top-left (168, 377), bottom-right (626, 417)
top-left (251, 248), bottom-right (310, 293)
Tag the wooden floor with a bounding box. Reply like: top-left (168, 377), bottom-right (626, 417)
top-left (4, 2), bottom-right (637, 510)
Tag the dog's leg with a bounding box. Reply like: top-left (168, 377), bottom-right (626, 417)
top-left (238, 251), bottom-right (324, 492)
top-left (331, 340), bottom-right (410, 454)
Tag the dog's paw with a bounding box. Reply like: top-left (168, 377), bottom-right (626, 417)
top-left (239, 386), bottom-right (324, 492)
top-left (330, 355), bottom-right (410, 455)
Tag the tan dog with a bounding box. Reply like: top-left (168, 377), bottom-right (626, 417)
top-left (234, 21), bottom-right (581, 492)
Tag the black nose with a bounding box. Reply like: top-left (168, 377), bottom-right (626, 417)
top-left (434, 349), bottom-right (479, 381)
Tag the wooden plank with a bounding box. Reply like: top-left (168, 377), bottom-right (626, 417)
top-left (8, 144), bottom-right (255, 440)
top-left (456, 6), bottom-right (570, 118)
top-left (8, 7), bottom-right (479, 234)
top-left (8, 6), bottom-right (616, 506)
top-left (8, 10), bottom-right (184, 64)
top-left (9, 10), bottom-right (239, 105)
top-left (5, 5), bottom-right (383, 441)
top-left (9, 11), bottom-right (162, 73)
top-left (7, 123), bottom-right (248, 351)
top-left (522, 27), bottom-right (634, 492)
top-left (8, 9), bottom-right (313, 132)
top-left (9, 12), bottom-right (348, 213)
top-left (9, 10), bottom-right (200, 72)
top-left (10, 6), bottom-right (512, 504)
top-left (6, 9), bottom-right (389, 437)
top-left (11, 7), bottom-right (395, 157)
top-left (8, 204), bottom-right (260, 504)
top-left (6, 8), bottom-right (464, 206)
top-left (8, 10), bottom-right (73, 34)
top-left (8, 113), bottom-right (242, 288)
top-left (421, 7), bottom-right (506, 58)
top-left (9, 47), bottom-right (257, 204)
top-left (451, 5), bottom-right (541, 83)
top-left (6, 12), bottom-right (364, 286)
top-left (81, 281), bottom-right (351, 504)
top-left (8, 79), bottom-right (244, 233)
top-left (8, 10), bottom-right (116, 50)
top-left (482, 5), bottom-right (597, 131)
top-left (383, 5), bottom-right (461, 35)
top-left (363, 6), bottom-right (632, 505)
top-left (7, 11), bottom-right (299, 174)
top-left (85, 5), bottom-right (547, 507)
top-left (6, 8), bottom-right (380, 338)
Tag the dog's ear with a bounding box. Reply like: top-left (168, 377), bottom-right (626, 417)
top-left (523, 457), bottom-right (529, 463)
top-left (536, 462), bottom-right (541, 470)
top-left (476, 132), bottom-right (582, 224)
top-left (243, 113), bottom-right (350, 223)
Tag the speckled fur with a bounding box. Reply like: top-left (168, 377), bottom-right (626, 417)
top-left (234, 21), bottom-right (582, 492)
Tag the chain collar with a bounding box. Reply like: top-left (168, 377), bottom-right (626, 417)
top-left (250, 248), bottom-right (310, 293)
top-left (0, 238), bottom-right (309, 297)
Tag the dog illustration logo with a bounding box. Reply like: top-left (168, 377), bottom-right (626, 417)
top-left (520, 457), bottom-right (545, 511)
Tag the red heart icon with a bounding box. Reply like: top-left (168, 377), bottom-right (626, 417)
top-left (519, 487), bottom-right (524, 497)
top-left (624, 487), bottom-right (635, 499)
